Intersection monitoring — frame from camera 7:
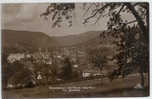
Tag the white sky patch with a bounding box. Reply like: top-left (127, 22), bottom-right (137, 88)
top-left (2, 3), bottom-right (135, 36)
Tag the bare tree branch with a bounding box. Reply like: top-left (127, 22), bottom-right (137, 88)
top-left (40, 4), bottom-right (52, 17)
top-left (94, 5), bottom-right (124, 25)
top-left (116, 5), bottom-right (125, 15)
top-left (83, 4), bottom-right (93, 17)
top-left (83, 4), bottom-right (110, 24)
top-left (95, 14), bottom-right (102, 24)
top-left (125, 20), bottom-right (137, 25)
top-left (133, 3), bottom-right (148, 10)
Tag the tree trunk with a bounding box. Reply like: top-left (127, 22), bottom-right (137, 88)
top-left (125, 3), bottom-right (148, 39)
top-left (140, 71), bottom-right (145, 88)
top-left (125, 3), bottom-right (148, 88)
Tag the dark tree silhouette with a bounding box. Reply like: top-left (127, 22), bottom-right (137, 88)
top-left (60, 57), bottom-right (73, 80)
top-left (4, 61), bottom-right (35, 88)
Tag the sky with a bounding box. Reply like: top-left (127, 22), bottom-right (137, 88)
top-left (1, 3), bottom-right (135, 36)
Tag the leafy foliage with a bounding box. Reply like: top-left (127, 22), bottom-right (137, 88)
top-left (41, 3), bottom-right (75, 27)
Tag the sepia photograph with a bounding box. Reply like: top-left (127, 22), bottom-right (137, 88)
top-left (1, 2), bottom-right (149, 98)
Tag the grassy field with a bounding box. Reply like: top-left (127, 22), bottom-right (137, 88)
top-left (3, 73), bottom-right (149, 98)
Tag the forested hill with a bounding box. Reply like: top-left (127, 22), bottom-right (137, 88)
top-left (2, 29), bottom-right (102, 52)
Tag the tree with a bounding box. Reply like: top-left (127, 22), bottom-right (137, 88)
top-left (41, 3), bottom-right (149, 88)
top-left (60, 57), bottom-right (73, 80)
top-left (5, 61), bottom-right (35, 88)
top-left (87, 47), bottom-right (108, 71)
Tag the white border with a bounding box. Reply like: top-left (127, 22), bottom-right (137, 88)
top-left (0, 0), bottom-right (150, 3)
top-left (0, 0), bottom-right (151, 99)
top-left (0, 3), bottom-right (2, 99)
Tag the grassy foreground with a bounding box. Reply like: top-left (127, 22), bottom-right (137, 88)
top-left (3, 73), bottom-right (149, 98)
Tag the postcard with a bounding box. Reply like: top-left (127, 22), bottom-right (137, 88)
top-left (1, 2), bottom-right (150, 98)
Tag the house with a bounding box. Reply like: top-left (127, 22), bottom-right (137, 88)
top-left (7, 84), bottom-right (14, 88)
top-left (82, 72), bottom-right (91, 78)
top-left (73, 64), bottom-right (79, 68)
top-left (82, 67), bottom-right (96, 78)
top-left (82, 65), bottom-right (103, 78)
top-left (37, 74), bottom-right (42, 80)
top-left (7, 53), bottom-right (25, 63)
